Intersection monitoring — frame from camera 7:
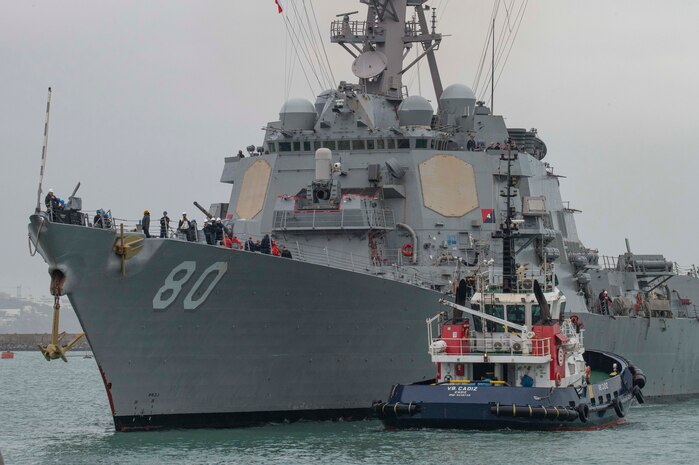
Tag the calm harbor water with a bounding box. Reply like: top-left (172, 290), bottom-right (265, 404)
top-left (1, 351), bottom-right (697, 465)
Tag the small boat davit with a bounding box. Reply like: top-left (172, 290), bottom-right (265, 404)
top-left (374, 151), bottom-right (646, 431)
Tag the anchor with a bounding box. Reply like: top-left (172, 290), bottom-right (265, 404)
top-left (38, 270), bottom-right (85, 362)
top-left (113, 223), bottom-right (144, 276)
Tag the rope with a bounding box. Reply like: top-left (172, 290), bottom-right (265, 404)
top-left (308, 0), bottom-right (335, 86)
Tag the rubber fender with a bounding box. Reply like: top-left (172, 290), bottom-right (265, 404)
top-left (632, 369), bottom-right (647, 389)
top-left (612, 398), bottom-right (625, 418)
top-left (632, 386), bottom-right (645, 404)
top-left (577, 403), bottom-right (589, 423)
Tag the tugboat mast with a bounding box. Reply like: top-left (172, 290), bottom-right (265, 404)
top-left (501, 147), bottom-right (518, 293)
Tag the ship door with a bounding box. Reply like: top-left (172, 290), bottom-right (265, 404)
top-left (473, 363), bottom-right (495, 381)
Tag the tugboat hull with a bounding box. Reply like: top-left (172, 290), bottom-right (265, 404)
top-left (376, 351), bottom-right (641, 431)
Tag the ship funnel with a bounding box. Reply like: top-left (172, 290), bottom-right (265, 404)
top-left (315, 148), bottom-right (332, 181)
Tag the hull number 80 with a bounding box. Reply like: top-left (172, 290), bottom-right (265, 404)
top-left (152, 261), bottom-right (228, 310)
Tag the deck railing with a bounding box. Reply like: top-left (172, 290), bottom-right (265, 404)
top-left (429, 335), bottom-right (552, 358)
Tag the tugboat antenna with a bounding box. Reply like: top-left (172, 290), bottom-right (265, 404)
top-left (491, 17), bottom-right (495, 113)
top-left (35, 87), bottom-right (52, 214)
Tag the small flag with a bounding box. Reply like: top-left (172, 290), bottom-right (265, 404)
top-left (275, 0), bottom-right (283, 13)
top-left (481, 208), bottom-right (495, 224)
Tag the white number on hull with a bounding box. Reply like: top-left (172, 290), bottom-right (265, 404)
top-left (153, 261), bottom-right (197, 310)
top-left (152, 261), bottom-right (227, 310)
top-left (183, 261), bottom-right (228, 310)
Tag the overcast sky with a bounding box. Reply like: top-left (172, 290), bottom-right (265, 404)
top-left (1, 0), bottom-right (698, 296)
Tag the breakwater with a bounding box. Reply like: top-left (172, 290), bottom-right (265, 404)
top-left (0, 333), bottom-right (90, 351)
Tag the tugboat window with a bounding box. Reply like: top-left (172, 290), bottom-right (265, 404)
top-left (507, 305), bottom-right (526, 326)
top-left (531, 305), bottom-right (541, 324)
top-left (338, 140), bottom-right (350, 150)
top-left (397, 139), bottom-right (410, 149)
top-left (485, 304), bottom-right (505, 332)
top-left (279, 142), bottom-right (292, 152)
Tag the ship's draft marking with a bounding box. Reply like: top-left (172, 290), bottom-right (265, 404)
top-left (419, 155), bottom-right (479, 217)
top-left (236, 159), bottom-right (272, 219)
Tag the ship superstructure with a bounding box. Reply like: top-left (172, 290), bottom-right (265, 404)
top-left (28, 0), bottom-right (699, 431)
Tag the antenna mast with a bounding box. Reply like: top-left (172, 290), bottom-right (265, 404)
top-left (491, 18), bottom-right (495, 113)
top-left (35, 87), bottom-right (52, 214)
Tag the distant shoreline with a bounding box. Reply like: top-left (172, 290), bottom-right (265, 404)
top-left (0, 333), bottom-right (90, 351)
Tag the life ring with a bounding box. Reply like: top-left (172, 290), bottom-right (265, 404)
top-left (555, 372), bottom-right (562, 387)
top-left (577, 403), bottom-right (589, 422)
top-left (612, 398), bottom-right (626, 418)
top-left (401, 243), bottom-right (414, 257)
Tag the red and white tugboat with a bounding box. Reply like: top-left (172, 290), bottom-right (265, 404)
top-left (374, 150), bottom-right (646, 430)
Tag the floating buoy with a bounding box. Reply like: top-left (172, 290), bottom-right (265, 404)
top-left (1, 351), bottom-right (14, 359)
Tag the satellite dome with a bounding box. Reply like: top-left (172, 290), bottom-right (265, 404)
top-left (280, 98), bottom-right (317, 130)
top-left (440, 83), bottom-right (477, 119)
top-left (441, 83), bottom-right (476, 101)
top-left (398, 95), bottom-right (433, 127)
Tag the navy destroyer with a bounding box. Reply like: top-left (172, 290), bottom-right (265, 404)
top-left (28, 0), bottom-right (699, 431)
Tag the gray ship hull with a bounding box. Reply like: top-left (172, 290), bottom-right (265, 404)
top-left (29, 215), bottom-right (699, 431)
top-left (578, 312), bottom-right (699, 398)
top-left (30, 216), bottom-right (443, 430)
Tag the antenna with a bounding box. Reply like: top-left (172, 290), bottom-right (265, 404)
top-left (35, 87), bottom-right (52, 214)
top-left (491, 18), bottom-right (495, 113)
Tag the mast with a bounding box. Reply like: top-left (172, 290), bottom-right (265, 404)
top-left (331, 0), bottom-right (443, 99)
top-left (500, 147), bottom-right (518, 293)
top-left (491, 17), bottom-right (495, 113)
top-left (35, 87), bottom-right (52, 214)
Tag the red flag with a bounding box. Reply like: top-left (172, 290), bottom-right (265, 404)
top-left (275, 0), bottom-right (283, 14)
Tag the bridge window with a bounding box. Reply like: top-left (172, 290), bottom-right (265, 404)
top-left (279, 142), bottom-right (292, 152)
top-left (267, 142), bottom-right (277, 153)
top-left (506, 305), bottom-right (526, 326)
top-left (352, 140), bottom-right (366, 151)
top-left (338, 140), bottom-right (350, 150)
top-left (415, 138), bottom-right (428, 149)
top-left (387, 139), bottom-right (396, 150)
top-left (485, 304), bottom-right (505, 332)
top-left (366, 139), bottom-right (375, 150)
top-left (376, 139), bottom-right (386, 150)
top-left (293, 141), bottom-right (301, 151)
top-left (303, 141), bottom-right (312, 151)
top-left (532, 305), bottom-right (541, 324)
top-left (322, 140), bottom-right (336, 150)
top-left (397, 139), bottom-right (410, 149)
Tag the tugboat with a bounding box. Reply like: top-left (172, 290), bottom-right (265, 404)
top-left (374, 151), bottom-right (646, 430)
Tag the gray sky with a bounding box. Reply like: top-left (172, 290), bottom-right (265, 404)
top-left (2, 0), bottom-right (699, 296)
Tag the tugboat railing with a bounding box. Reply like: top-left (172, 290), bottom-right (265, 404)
top-left (428, 335), bottom-right (552, 358)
